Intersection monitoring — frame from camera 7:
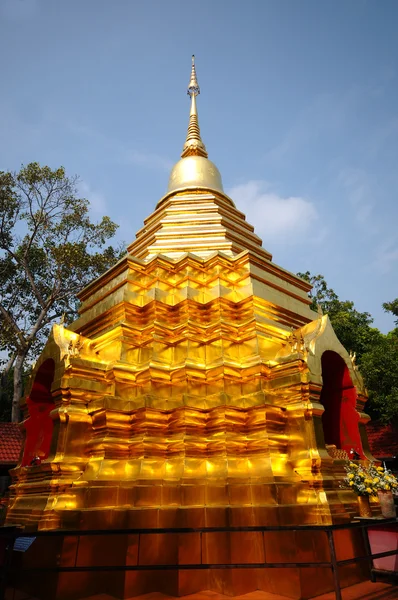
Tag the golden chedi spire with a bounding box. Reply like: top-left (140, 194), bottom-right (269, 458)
top-left (167, 55), bottom-right (224, 194)
top-left (129, 55), bottom-right (271, 261)
top-left (181, 55), bottom-right (208, 158)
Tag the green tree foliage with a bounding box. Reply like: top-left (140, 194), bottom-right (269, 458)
top-left (383, 298), bottom-right (398, 325)
top-left (360, 331), bottom-right (398, 423)
top-left (298, 272), bottom-right (398, 424)
top-left (0, 163), bottom-right (123, 422)
top-left (297, 272), bottom-right (381, 360)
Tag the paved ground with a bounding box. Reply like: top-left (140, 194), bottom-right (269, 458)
top-left (7, 582), bottom-right (397, 600)
top-left (128, 583), bottom-right (398, 600)
top-left (95, 583), bottom-right (397, 600)
top-left (311, 581), bottom-right (397, 599)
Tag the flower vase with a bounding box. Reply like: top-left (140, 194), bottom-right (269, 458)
top-left (358, 495), bottom-right (372, 518)
top-left (378, 491), bottom-right (396, 518)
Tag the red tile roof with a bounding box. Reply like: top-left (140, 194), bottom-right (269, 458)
top-left (366, 421), bottom-right (398, 458)
top-left (0, 422), bottom-right (24, 465)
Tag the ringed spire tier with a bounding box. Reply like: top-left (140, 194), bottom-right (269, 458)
top-left (181, 55), bottom-right (208, 158)
top-left (167, 55), bottom-right (224, 196)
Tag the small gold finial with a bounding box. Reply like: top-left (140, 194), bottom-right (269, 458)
top-left (181, 55), bottom-right (208, 158)
top-left (188, 55), bottom-right (200, 97)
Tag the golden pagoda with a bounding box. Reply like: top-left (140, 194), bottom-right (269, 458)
top-left (5, 56), bottom-right (375, 599)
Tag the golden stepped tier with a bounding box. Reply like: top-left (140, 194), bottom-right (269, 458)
top-left (128, 191), bottom-right (272, 261)
top-left (73, 252), bottom-right (314, 341)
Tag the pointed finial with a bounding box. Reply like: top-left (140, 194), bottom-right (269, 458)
top-left (181, 55), bottom-right (208, 158)
top-left (188, 55), bottom-right (200, 97)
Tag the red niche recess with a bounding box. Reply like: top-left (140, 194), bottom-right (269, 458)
top-left (320, 350), bottom-right (364, 458)
top-left (22, 359), bottom-right (55, 467)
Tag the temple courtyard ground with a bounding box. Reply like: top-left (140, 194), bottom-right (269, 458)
top-left (95, 584), bottom-right (397, 600)
top-left (8, 583), bottom-right (397, 600)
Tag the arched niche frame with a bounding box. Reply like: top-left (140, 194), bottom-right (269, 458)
top-left (300, 315), bottom-right (370, 460)
top-left (17, 323), bottom-right (101, 472)
top-left (19, 327), bottom-right (71, 468)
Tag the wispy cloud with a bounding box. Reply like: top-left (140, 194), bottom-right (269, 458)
top-left (77, 181), bottom-right (131, 249)
top-left (123, 150), bottom-right (173, 172)
top-left (373, 239), bottom-right (398, 274)
top-left (79, 181), bottom-right (107, 216)
top-left (265, 88), bottom-right (360, 163)
top-left (265, 77), bottom-right (396, 166)
top-left (227, 180), bottom-right (323, 245)
top-left (0, 0), bottom-right (38, 19)
top-left (338, 167), bottom-right (378, 231)
top-left (67, 121), bottom-right (172, 173)
top-left (365, 117), bottom-right (398, 157)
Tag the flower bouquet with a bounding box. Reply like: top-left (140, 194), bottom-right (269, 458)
top-left (342, 462), bottom-right (376, 517)
top-left (368, 463), bottom-right (397, 518)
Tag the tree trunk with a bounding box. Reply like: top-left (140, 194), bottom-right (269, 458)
top-left (12, 353), bottom-right (25, 423)
top-left (1, 353), bottom-right (15, 390)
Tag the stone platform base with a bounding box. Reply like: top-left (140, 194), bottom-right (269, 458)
top-left (4, 526), bottom-right (372, 600)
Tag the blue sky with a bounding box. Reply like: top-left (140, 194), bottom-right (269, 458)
top-left (1, 0), bottom-right (397, 332)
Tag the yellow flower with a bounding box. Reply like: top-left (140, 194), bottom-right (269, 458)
top-left (360, 473), bottom-right (365, 479)
top-left (349, 481), bottom-right (354, 486)
top-left (366, 488), bottom-right (372, 494)
top-left (377, 467), bottom-right (384, 472)
top-left (373, 478), bottom-right (379, 483)
top-left (348, 473), bottom-right (354, 479)
top-left (386, 485), bottom-right (390, 491)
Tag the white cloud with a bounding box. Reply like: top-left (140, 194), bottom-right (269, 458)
top-left (227, 180), bottom-right (320, 244)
